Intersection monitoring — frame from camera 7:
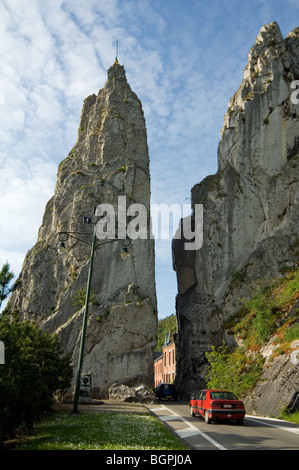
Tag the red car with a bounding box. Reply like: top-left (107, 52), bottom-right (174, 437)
top-left (189, 389), bottom-right (245, 424)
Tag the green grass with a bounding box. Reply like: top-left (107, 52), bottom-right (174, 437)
top-left (280, 411), bottom-right (299, 425)
top-left (13, 412), bottom-right (188, 450)
top-left (283, 323), bottom-right (299, 343)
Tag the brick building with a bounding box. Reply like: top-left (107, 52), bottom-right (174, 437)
top-left (154, 332), bottom-right (176, 387)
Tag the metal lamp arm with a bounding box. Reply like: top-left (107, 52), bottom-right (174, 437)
top-left (58, 231), bottom-right (93, 247)
top-left (58, 232), bottom-right (131, 250)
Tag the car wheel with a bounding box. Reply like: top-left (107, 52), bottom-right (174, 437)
top-left (190, 406), bottom-right (195, 417)
top-left (236, 419), bottom-right (244, 425)
top-left (204, 410), bottom-right (211, 424)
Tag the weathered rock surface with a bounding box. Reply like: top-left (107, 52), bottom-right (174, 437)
top-left (244, 349), bottom-right (299, 417)
top-left (10, 62), bottom-right (157, 399)
top-left (173, 22), bottom-right (299, 416)
top-left (108, 382), bottom-right (155, 403)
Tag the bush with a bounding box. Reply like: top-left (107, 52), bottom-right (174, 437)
top-left (205, 342), bottom-right (264, 397)
top-left (0, 308), bottom-right (73, 443)
top-left (283, 322), bottom-right (299, 343)
top-left (72, 287), bottom-right (97, 311)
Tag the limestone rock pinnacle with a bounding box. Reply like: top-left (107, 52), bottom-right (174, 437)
top-left (11, 63), bottom-right (157, 399)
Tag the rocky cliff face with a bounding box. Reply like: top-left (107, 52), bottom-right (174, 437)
top-left (173, 22), bottom-right (299, 416)
top-left (11, 62), bottom-right (157, 398)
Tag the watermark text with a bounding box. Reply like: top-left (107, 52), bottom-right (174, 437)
top-left (291, 80), bottom-right (299, 104)
top-left (95, 196), bottom-right (203, 250)
top-left (0, 341), bottom-right (4, 365)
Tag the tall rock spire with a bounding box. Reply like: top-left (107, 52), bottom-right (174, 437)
top-left (11, 62), bottom-right (157, 399)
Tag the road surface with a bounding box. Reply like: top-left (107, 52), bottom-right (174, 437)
top-left (146, 401), bottom-right (299, 450)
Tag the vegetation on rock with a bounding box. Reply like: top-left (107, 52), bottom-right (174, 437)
top-left (206, 265), bottom-right (299, 405)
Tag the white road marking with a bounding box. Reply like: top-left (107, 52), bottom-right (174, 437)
top-left (160, 415), bottom-right (181, 421)
top-left (176, 429), bottom-right (203, 439)
top-left (246, 415), bottom-right (299, 435)
top-left (149, 404), bottom-right (227, 450)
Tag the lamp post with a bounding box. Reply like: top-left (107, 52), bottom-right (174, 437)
top-left (57, 216), bottom-right (130, 414)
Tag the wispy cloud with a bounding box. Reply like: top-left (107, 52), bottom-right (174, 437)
top-left (0, 157), bottom-right (57, 248)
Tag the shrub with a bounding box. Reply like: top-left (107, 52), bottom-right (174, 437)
top-left (72, 287), bottom-right (97, 311)
top-left (0, 308), bottom-right (72, 443)
top-left (283, 322), bottom-right (299, 343)
top-left (205, 342), bottom-right (264, 397)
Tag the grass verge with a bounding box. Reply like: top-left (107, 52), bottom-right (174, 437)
top-left (11, 411), bottom-right (189, 450)
top-left (280, 411), bottom-right (299, 425)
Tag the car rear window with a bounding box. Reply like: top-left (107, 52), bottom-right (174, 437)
top-left (210, 392), bottom-right (237, 400)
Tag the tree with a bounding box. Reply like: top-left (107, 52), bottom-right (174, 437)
top-left (155, 315), bottom-right (177, 351)
top-left (0, 307), bottom-right (73, 442)
top-left (0, 263), bottom-right (15, 309)
top-left (205, 343), bottom-right (232, 391)
top-left (205, 342), bottom-right (264, 397)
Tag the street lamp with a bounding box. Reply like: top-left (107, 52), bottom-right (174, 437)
top-left (57, 215), bottom-right (131, 414)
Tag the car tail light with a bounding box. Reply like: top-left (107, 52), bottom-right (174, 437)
top-left (210, 401), bottom-right (221, 409)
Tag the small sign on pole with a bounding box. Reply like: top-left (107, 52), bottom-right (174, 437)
top-left (79, 374), bottom-right (91, 402)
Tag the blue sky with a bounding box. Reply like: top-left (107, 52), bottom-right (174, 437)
top-left (0, 0), bottom-right (298, 318)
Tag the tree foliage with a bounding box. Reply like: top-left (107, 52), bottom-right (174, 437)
top-left (0, 263), bottom-right (15, 309)
top-left (155, 315), bottom-right (177, 351)
top-left (205, 342), bottom-right (264, 398)
top-left (0, 308), bottom-right (73, 443)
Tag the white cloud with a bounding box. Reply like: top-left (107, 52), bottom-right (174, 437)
top-left (0, 157), bottom-right (57, 251)
top-left (0, 248), bottom-right (24, 278)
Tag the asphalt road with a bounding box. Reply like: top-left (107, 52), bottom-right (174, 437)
top-left (146, 401), bottom-right (299, 450)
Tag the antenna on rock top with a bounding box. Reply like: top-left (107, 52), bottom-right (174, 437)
top-left (114, 41), bottom-right (119, 65)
